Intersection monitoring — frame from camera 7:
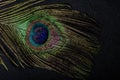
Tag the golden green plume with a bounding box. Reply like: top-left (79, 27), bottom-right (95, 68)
top-left (0, 0), bottom-right (101, 79)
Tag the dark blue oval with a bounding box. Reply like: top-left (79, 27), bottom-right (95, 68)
top-left (29, 22), bottom-right (49, 47)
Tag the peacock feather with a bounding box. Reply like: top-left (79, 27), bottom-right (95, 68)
top-left (0, 0), bottom-right (101, 79)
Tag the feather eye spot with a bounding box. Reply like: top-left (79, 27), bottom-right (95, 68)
top-left (26, 20), bottom-right (60, 50)
top-left (26, 20), bottom-right (49, 49)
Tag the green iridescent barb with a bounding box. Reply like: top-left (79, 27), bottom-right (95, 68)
top-left (0, 0), bottom-right (101, 79)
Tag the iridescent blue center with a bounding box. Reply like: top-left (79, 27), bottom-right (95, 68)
top-left (29, 22), bottom-right (49, 47)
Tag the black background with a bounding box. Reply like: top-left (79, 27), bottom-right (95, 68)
top-left (0, 0), bottom-right (120, 80)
